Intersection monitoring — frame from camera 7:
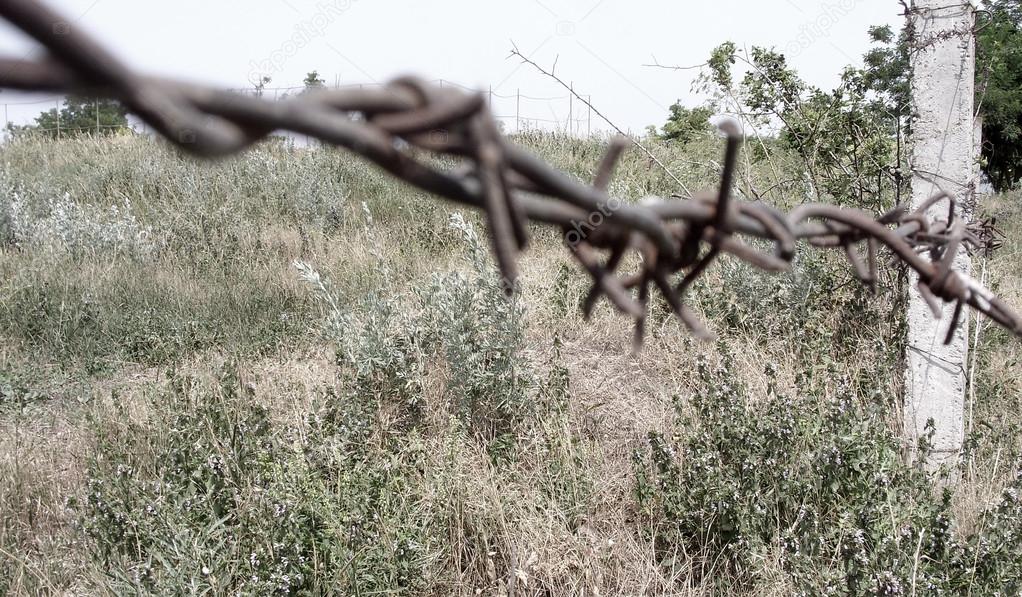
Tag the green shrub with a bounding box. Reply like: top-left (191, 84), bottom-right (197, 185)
top-left (634, 347), bottom-right (1022, 594)
top-left (304, 211), bottom-right (535, 443)
top-left (75, 213), bottom-right (584, 594)
top-left (416, 213), bottom-right (534, 441)
top-left (77, 368), bottom-right (441, 595)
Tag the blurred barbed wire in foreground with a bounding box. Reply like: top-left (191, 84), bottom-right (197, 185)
top-left (0, 0), bottom-right (1019, 347)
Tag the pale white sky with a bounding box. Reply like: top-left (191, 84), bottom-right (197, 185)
top-left (0, 0), bottom-right (903, 133)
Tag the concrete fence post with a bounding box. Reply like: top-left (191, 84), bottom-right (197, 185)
top-left (568, 81), bottom-right (574, 136)
top-left (516, 89), bottom-right (520, 134)
top-left (905, 0), bottom-right (977, 471)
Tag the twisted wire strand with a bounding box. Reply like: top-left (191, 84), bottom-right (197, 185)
top-left (1, 0), bottom-right (1020, 346)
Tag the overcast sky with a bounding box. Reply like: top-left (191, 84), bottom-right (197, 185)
top-left (0, 0), bottom-right (904, 134)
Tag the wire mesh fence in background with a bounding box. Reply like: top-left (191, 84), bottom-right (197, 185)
top-left (229, 79), bottom-right (596, 136)
top-left (2, 78), bottom-right (596, 140)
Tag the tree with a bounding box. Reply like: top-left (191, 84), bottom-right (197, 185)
top-left (859, 25), bottom-right (910, 121)
top-left (277, 71), bottom-right (325, 101)
top-left (976, 0), bottom-right (1022, 190)
top-left (662, 2), bottom-right (1022, 196)
top-left (658, 102), bottom-right (715, 144)
top-left (37, 96), bottom-right (126, 137)
top-left (8, 95), bottom-right (128, 139)
top-left (692, 32), bottom-right (908, 209)
top-left (251, 75), bottom-right (272, 97)
top-left (302, 71), bottom-right (326, 92)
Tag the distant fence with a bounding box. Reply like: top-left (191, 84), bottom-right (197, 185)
top-left (3, 78), bottom-right (596, 139)
top-left (230, 80), bottom-right (595, 136)
top-left (1, 95), bottom-right (127, 137)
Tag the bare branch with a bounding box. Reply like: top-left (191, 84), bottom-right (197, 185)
top-left (642, 55), bottom-right (707, 71)
top-left (509, 46), bottom-right (693, 196)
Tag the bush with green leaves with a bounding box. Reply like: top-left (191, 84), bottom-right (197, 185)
top-left (697, 34), bottom-right (907, 210)
top-left (6, 95), bottom-right (128, 139)
top-left (77, 367), bottom-right (442, 595)
top-left (0, 173), bottom-right (154, 257)
top-left (303, 211), bottom-right (534, 443)
top-left (74, 210), bottom-right (587, 594)
top-left (416, 213), bottom-right (533, 441)
top-left (634, 347), bottom-right (1022, 594)
top-left (654, 102), bottom-right (716, 144)
top-left (688, 4), bottom-right (1022, 197)
top-left (975, 0), bottom-right (1022, 190)
top-left (691, 241), bottom-right (905, 384)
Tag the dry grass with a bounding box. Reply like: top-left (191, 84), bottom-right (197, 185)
top-left (1, 135), bottom-right (1020, 595)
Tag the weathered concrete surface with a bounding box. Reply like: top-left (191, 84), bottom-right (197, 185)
top-left (905, 1), bottom-right (975, 469)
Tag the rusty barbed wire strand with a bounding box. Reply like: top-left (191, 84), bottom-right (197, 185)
top-left (1, 0), bottom-right (1020, 347)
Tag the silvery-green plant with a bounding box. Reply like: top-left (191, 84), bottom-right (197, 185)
top-left (0, 171), bottom-right (155, 257)
top-left (297, 211), bottom-right (533, 439)
top-left (417, 213), bottom-right (533, 439)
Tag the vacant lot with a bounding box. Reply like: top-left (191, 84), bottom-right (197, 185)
top-left (1, 133), bottom-right (1020, 595)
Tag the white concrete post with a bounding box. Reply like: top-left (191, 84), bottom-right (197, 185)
top-left (905, 0), bottom-right (976, 470)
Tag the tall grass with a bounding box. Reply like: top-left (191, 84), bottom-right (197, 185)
top-left (0, 133), bottom-right (1020, 595)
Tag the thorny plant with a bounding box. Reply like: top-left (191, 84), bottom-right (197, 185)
top-left (1, 0), bottom-right (1020, 347)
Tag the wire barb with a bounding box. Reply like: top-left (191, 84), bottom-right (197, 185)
top-left (1, 0), bottom-right (1020, 346)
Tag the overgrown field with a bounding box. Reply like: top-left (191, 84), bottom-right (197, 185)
top-left (1, 132), bottom-right (1020, 595)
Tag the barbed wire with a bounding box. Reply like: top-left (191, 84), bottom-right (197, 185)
top-left (0, 0), bottom-right (1019, 346)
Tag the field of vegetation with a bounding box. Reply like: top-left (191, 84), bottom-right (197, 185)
top-left (1, 131), bottom-right (1021, 595)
